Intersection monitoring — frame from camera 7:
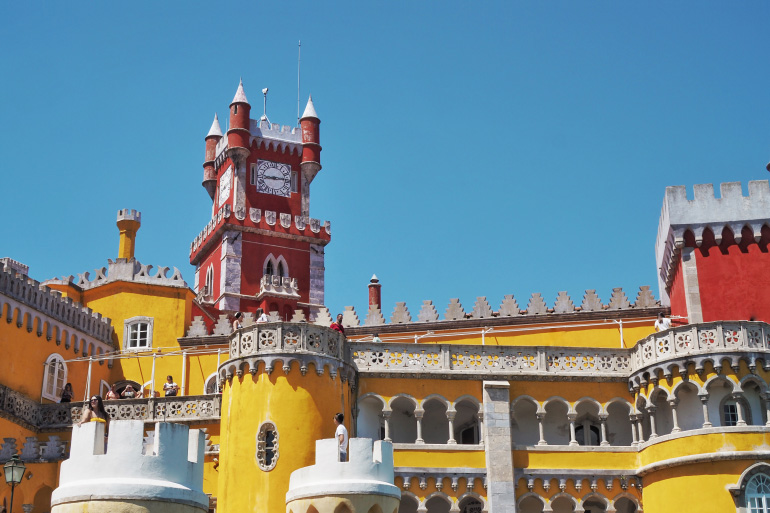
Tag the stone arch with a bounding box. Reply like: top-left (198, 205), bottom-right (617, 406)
top-left (334, 502), bottom-right (354, 513)
top-left (672, 380), bottom-right (703, 431)
top-left (33, 484), bottom-right (54, 513)
top-left (574, 398), bottom-right (602, 446)
top-left (204, 372), bottom-right (219, 394)
top-left (610, 492), bottom-right (639, 513)
top-left (548, 492), bottom-right (577, 513)
top-left (649, 386), bottom-right (675, 436)
top-left (705, 374), bottom-right (740, 426)
top-left (457, 491), bottom-right (487, 513)
top-left (604, 398), bottom-right (633, 446)
top-left (512, 395), bottom-right (540, 446)
top-left (453, 396), bottom-right (481, 445)
top-left (422, 395), bottom-right (450, 444)
top-left (263, 253), bottom-right (277, 276)
top-left (543, 397), bottom-right (570, 445)
top-left (543, 396), bottom-right (573, 413)
top-left (740, 375), bottom-right (767, 426)
top-left (580, 492), bottom-right (609, 512)
top-left (399, 490), bottom-right (421, 513)
top-left (358, 393), bottom-right (387, 441)
top-left (518, 492), bottom-right (546, 513)
top-left (425, 491), bottom-right (453, 513)
top-left (369, 504), bottom-right (385, 513)
top-left (390, 395), bottom-right (418, 443)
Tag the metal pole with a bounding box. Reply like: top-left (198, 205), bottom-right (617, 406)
top-left (85, 357), bottom-right (93, 400)
top-left (10, 481), bottom-right (15, 513)
top-left (150, 353), bottom-right (157, 398)
top-left (181, 350), bottom-right (188, 396)
top-left (297, 40), bottom-right (301, 126)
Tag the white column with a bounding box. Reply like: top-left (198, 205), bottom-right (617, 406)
top-left (477, 411), bottom-right (485, 446)
top-left (629, 414), bottom-right (638, 446)
top-left (599, 414), bottom-right (609, 446)
top-left (635, 415), bottom-right (644, 443)
top-left (536, 412), bottom-right (547, 445)
top-left (568, 414), bottom-right (578, 446)
top-left (669, 399), bottom-right (681, 433)
top-left (181, 350), bottom-right (188, 396)
top-left (733, 394), bottom-right (747, 426)
top-left (762, 394), bottom-right (770, 427)
top-left (382, 410), bottom-right (392, 442)
top-left (447, 409), bottom-right (457, 445)
top-left (647, 406), bottom-right (658, 438)
top-left (415, 409), bottom-right (424, 444)
top-left (700, 394), bottom-right (712, 428)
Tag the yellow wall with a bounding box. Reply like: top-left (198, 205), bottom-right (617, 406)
top-left (218, 360), bottom-right (352, 513)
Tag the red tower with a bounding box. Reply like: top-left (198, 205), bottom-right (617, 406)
top-left (190, 82), bottom-right (330, 320)
top-left (656, 181), bottom-right (770, 323)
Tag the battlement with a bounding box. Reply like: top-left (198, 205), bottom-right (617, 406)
top-left (117, 208), bottom-right (142, 223)
top-left (51, 420), bottom-right (208, 509)
top-left (213, 119), bottom-right (303, 163)
top-left (655, 181), bottom-right (770, 299)
top-left (189, 203), bottom-right (331, 263)
top-left (0, 257), bottom-right (29, 276)
top-left (45, 258), bottom-right (188, 291)
top-left (286, 438), bottom-right (400, 502)
top-left (1, 261), bottom-right (113, 344)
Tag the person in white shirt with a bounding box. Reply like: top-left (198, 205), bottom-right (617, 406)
top-left (256, 308), bottom-right (268, 323)
top-left (334, 412), bottom-right (348, 462)
top-left (163, 375), bottom-right (179, 397)
top-left (655, 313), bottom-right (672, 332)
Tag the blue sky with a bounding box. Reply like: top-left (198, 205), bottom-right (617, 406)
top-left (1, 2), bottom-right (769, 319)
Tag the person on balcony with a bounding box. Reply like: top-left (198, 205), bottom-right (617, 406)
top-left (121, 384), bottom-right (137, 398)
top-left (105, 384), bottom-right (120, 400)
top-left (333, 412), bottom-right (348, 462)
top-left (655, 313), bottom-right (672, 332)
top-left (256, 308), bottom-right (268, 323)
top-left (60, 383), bottom-right (74, 403)
top-left (233, 311), bottom-right (243, 331)
top-left (163, 375), bottom-right (179, 397)
top-left (79, 395), bottom-right (109, 429)
top-left (330, 314), bottom-right (345, 335)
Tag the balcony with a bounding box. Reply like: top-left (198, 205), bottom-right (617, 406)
top-left (256, 274), bottom-right (300, 300)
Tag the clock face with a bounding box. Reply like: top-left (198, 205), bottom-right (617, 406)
top-left (256, 160), bottom-right (291, 197)
top-left (218, 166), bottom-right (232, 207)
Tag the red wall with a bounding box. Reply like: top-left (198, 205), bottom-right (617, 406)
top-left (695, 236), bottom-right (770, 322)
top-left (668, 261), bottom-right (688, 324)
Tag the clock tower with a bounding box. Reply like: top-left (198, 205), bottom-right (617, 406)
top-left (190, 80), bottom-right (330, 320)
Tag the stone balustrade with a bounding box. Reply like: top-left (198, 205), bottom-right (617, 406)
top-left (629, 321), bottom-right (770, 387)
top-left (228, 322), bottom-right (347, 360)
top-left (351, 343), bottom-right (632, 379)
top-left (0, 383), bottom-right (221, 431)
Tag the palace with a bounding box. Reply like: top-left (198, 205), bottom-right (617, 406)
top-left (2, 80), bottom-right (770, 513)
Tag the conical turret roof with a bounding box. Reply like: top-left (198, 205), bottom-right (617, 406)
top-left (231, 79), bottom-right (249, 105)
top-left (301, 95), bottom-right (319, 120)
top-left (207, 113), bottom-right (223, 137)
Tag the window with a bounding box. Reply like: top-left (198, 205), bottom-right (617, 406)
top-left (124, 317), bottom-right (154, 351)
top-left (250, 164), bottom-right (257, 185)
top-left (204, 373), bottom-right (220, 395)
top-left (204, 265), bottom-right (214, 297)
top-left (291, 171), bottom-right (298, 193)
top-left (725, 403), bottom-right (739, 427)
top-left (277, 261), bottom-right (285, 278)
top-left (265, 261), bottom-right (274, 276)
top-left (256, 421), bottom-right (279, 471)
top-left (748, 474), bottom-right (770, 512)
top-left (42, 353), bottom-right (67, 401)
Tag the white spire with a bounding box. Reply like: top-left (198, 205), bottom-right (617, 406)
top-left (301, 94), bottom-right (318, 119)
top-left (207, 113), bottom-right (223, 137)
top-left (231, 78), bottom-right (249, 105)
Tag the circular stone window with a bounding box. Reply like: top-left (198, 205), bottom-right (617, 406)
top-left (256, 421), bottom-right (279, 471)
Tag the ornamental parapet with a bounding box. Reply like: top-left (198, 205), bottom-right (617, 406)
top-left (395, 467), bottom-right (486, 491)
top-left (629, 321), bottom-right (770, 390)
top-left (220, 322), bottom-right (353, 381)
top-left (351, 343), bottom-right (632, 380)
top-left (0, 384), bottom-right (221, 431)
top-left (257, 274), bottom-right (300, 300)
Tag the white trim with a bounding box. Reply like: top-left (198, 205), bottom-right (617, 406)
top-left (42, 353), bottom-right (67, 402)
top-left (204, 372), bottom-right (219, 395)
top-left (99, 380), bottom-right (110, 397)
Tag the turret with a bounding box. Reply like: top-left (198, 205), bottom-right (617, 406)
top-left (227, 79), bottom-right (251, 163)
top-left (202, 113), bottom-right (223, 200)
top-left (300, 95), bottom-right (322, 216)
top-left (116, 209), bottom-right (141, 260)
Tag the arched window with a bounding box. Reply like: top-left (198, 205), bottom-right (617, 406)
top-left (265, 261), bottom-right (274, 276)
top-left (204, 373), bottom-right (219, 395)
top-left (277, 261), bottom-right (285, 278)
top-left (42, 353), bottom-right (67, 401)
top-left (100, 380), bottom-right (110, 398)
top-left (746, 473), bottom-right (770, 512)
top-left (721, 396), bottom-right (752, 426)
top-left (204, 265), bottom-right (214, 297)
top-left (256, 421), bottom-right (279, 471)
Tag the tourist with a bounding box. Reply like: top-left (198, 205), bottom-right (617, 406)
top-left (233, 311), bottom-right (243, 331)
top-left (330, 314), bottom-right (345, 335)
top-left (79, 395), bottom-right (109, 429)
top-left (654, 313), bottom-right (671, 332)
top-left (163, 375), bottom-right (179, 397)
top-left (121, 384), bottom-right (137, 398)
top-left (333, 412), bottom-right (348, 462)
top-left (60, 383), bottom-right (73, 403)
top-left (256, 308), bottom-right (268, 323)
top-left (105, 384), bottom-right (120, 400)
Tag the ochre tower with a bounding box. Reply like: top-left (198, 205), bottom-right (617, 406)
top-left (216, 323), bottom-right (356, 513)
top-left (190, 81), bottom-right (330, 320)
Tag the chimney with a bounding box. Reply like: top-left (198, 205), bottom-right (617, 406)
top-left (368, 274), bottom-right (382, 309)
top-left (117, 209), bottom-right (141, 260)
